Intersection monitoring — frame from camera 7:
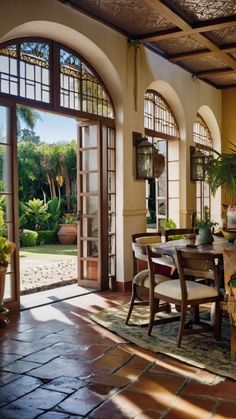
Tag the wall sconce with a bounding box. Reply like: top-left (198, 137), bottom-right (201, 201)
top-left (133, 132), bottom-right (165, 180)
top-left (190, 145), bottom-right (212, 181)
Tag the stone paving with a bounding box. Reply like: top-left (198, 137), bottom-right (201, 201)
top-left (1, 291), bottom-right (236, 418)
top-left (20, 258), bottom-right (77, 294)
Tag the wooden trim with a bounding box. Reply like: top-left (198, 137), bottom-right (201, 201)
top-left (12, 104), bottom-right (20, 306)
top-left (145, 128), bottom-right (179, 142)
top-left (123, 209), bottom-right (146, 216)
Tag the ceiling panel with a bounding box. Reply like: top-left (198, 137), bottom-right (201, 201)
top-left (58, 0), bottom-right (236, 89)
top-left (152, 35), bottom-right (206, 55)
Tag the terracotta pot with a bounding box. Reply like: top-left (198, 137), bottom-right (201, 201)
top-left (0, 266), bottom-right (7, 305)
top-left (57, 224), bottom-right (77, 245)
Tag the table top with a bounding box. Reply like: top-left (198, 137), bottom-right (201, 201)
top-left (154, 236), bottom-right (235, 257)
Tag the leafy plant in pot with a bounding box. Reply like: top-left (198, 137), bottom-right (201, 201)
top-left (195, 206), bottom-right (217, 245)
top-left (205, 142), bottom-right (236, 230)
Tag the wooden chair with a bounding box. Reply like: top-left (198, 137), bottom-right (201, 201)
top-left (147, 246), bottom-right (222, 347)
top-left (125, 232), bottom-right (172, 325)
top-left (132, 232), bottom-right (176, 276)
top-left (165, 228), bottom-right (195, 242)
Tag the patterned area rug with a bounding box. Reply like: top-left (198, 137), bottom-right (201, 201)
top-left (91, 304), bottom-right (236, 381)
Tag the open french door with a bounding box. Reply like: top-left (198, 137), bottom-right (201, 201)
top-left (0, 101), bottom-right (19, 312)
top-left (77, 120), bottom-right (116, 291)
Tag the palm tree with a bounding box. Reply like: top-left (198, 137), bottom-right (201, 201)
top-left (16, 106), bottom-right (41, 138)
top-left (206, 143), bottom-right (236, 203)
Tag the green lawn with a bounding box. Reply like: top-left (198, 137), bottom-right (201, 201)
top-left (20, 244), bottom-right (77, 260)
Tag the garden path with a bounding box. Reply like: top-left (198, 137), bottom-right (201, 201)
top-left (19, 245), bottom-right (77, 294)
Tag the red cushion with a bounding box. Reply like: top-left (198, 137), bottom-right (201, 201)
top-left (153, 262), bottom-right (173, 277)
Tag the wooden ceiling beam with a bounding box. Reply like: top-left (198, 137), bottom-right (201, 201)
top-left (170, 45), bottom-right (236, 63)
top-left (196, 68), bottom-right (236, 77)
top-left (138, 18), bottom-right (236, 43)
top-left (143, 0), bottom-right (191, 31)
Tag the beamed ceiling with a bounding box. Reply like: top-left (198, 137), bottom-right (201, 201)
top-left (57, 0), bottom-right (236, 89)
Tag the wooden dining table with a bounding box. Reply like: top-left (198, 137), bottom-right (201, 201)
top-left (154, 236), bottom-right (235, 258)
top-left (154, 236), bottom-right (236, 361)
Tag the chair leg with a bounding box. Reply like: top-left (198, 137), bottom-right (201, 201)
top-left (177, 303), bottom-right (187, 348)
top-left (148, 298), bottom-right (159, 336)
top-left (125, 284), bottom-right (137, 325)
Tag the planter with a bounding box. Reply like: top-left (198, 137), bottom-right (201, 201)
top-left (0, 265), bottom-right (9, 328)
top-left (197, 227), bottom-right (214, 245)
top-left (57, 223), bottom-right (77, 245)
top-left (0, 265), bottom-right (7, 305)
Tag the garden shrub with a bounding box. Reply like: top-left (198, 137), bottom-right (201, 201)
top-left (36, 230), bottom-right (58, 245)
top-left (20, 230), bottom-right (38, 247)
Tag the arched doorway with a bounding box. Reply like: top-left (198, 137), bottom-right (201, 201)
top-left (0, 38), bottom-right (116, 311)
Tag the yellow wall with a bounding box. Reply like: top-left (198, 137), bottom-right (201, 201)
top-left (222, 88), bottom-right (236, 152)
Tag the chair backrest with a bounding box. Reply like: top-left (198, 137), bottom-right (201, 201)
top-left (176, 249), bottom-right (222, 297)
top-left (165, 228), bottom-right (195, 242)
top-left (131, 232), bottom-right (162, 275)
top-left (132, 232), bottom-right (162, 245)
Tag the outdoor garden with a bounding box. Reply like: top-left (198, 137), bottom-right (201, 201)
top-left (14, 107), bottom-right (78, 292)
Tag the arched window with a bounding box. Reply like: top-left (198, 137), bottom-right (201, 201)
top-left (193, 113), bottom-right (213, 219)
top-left (144, 90), bottom-right (179, 229)
top-left (0, 38), bottom-right (116, 301)
top-left (0, 39), bottom-right (114, 119)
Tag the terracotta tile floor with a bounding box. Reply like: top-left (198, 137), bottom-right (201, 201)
top-left (1, 291), bottom-right (236, 418)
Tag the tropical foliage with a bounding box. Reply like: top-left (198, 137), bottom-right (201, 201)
top-left (16, 106), bottom-right (77, 245)
top-left (0, 237), bottom-right (15, 266)
top-left (206, 142), bottom-right (236, 203)
top-left (18, 140), bottom-right (77, 208)
top-left (195, 206), bottom-right (217, 229)
top-left (17, 105), bottom-right (42, 137)
top-left (20, 197), bottom-right (62, 231)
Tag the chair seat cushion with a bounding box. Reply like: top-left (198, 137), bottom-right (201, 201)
top-left (134, 269), bottom-right (170, 288)
top-left (154, 279), bottom-right (218, 300)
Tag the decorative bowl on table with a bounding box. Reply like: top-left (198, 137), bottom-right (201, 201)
top-left (222, 229), bottom-right (236, 242)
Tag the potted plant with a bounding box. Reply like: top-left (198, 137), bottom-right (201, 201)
top-left (0, 237), bottom-right (16, 327)
top-left (195, 206), bottom-right (217, 245)
top-left (206, 143), bottom-right (236, 228)
top-left (57, 214), bottom-right (77, 245)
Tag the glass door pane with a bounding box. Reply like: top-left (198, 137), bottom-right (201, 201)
top-left (77, 121), bottom-right (116, 290)
top-left (77, 122), bottom-right (100, 288)
top-left (0, 104), bottom-right (18, 308)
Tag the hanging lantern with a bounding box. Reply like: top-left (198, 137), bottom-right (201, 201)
top-left (190, 146), bottom-right (207, 181)
top-left (133, 132), bottom-right (165, 180)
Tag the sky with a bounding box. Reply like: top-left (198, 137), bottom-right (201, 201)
top-left (21, 110), bottom-right (77, 144)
